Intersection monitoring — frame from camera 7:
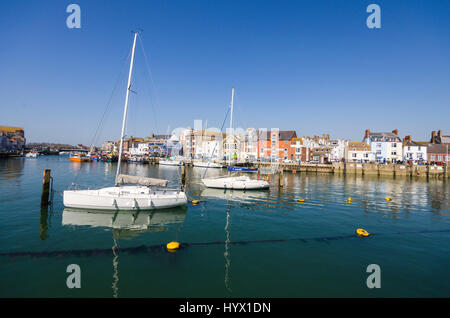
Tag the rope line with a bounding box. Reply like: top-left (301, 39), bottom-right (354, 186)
top-left (2, 229), bottom-right (449, 259)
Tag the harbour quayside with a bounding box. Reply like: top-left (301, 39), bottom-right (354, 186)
top-left (201, 88), bottom-right (269, 190)
top-left (63, 32), bottom-right (187, 210)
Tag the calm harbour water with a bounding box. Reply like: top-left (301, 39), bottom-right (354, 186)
top-left (0, 156), bottom-right (449, 297)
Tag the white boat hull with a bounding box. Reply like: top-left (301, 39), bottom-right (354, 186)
top-left (193, 161), bottom-right (223, 168)
top-left (202, 176), bottom-right (269, 190)
top-left (63, 186), bottom-right (187, 210)
top-left (159, 160), bottom-right (183, 166)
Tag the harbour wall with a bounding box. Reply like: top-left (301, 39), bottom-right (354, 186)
top-left (251, 162), bottom-right (449, 179)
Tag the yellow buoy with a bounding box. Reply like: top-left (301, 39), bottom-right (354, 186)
top-left (385, 197), bottom-right (392, 201)
top-left (356, 228), bottom-right (370, 237)
top-left (347, 197), bottom-right (352, 202)
top-left (166, 241), bottom-right (180, 251)
top-left (297, 199), bottom-right (305, 203)
top-left (191, 200), bottom-right (199, 205)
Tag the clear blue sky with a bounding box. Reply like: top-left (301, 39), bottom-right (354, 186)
top-left (0, 0), bottom-right (449, 145)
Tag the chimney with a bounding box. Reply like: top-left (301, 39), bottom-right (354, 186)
top-left (438, 130), bottom-right (442, 137)
top-left (392, 129), bottom-right (398, 136)
top-left (403, 135), bottom-right (411, 142)
top-left (431, 131), bottom-right (436, 143)
top-left (364, 129), bottom-right (370, 139)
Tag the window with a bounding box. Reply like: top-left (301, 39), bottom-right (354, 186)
top-left (407, 146), bottom-right (411, 151)
top-left (391, 151), bottom-right (397, 155)
top-left (392, 143), bottom-right (397, 148)
top-left (352, 153), bottom-right (357, 158)
top-left (438, 155), bottom-right (443, 161)
top-left (430, 155), bottom-right (435, 161)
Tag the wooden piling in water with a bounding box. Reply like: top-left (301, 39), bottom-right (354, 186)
top-left (279, 170), bottom-right (284, 187)
top-left (181, 164), bottom-right (186, 185)
top-left (40, 169), bottom-right (51, 207)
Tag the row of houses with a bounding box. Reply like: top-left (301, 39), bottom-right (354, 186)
top-left (0, 126), bottom-right (26, 152)
top-left (179, 127), bottom-right (449, 165)
top-left (101, 128), bottom-right (449, 165)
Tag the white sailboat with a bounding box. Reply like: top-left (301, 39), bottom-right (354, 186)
top-left (63, 32), bottom-right (187, 210)
top-left (201, 88), bottom-right (269, 190)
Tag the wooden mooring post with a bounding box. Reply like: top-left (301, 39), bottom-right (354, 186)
top-left (181, 164), bottom-right (186, 186)
top-left (279, 169), bottom-right (284, 187)
top-left (40, 169), bottom-right (51, 207)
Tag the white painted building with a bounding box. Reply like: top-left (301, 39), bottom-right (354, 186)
top-left (363, 129), bottom-right (403, 163)
top-left (402, 137), bottom-right (427, 164)
top-left (345, 142), bottom-right (375, 163)
top-left (129, 142), bottom-right (149, 156)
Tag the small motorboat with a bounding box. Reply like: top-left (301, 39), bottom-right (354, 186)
top-left (25, 152), bottom-right (39, 158)
top-left (70, 152), bottom-right (91, 162)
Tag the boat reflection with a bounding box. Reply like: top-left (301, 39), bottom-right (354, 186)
top-left (62, 207), bottom-right (187, 298)
top-left (62, 207), bottom-right (187, 233)
top-left (201, 187), bottom-right (271, 203)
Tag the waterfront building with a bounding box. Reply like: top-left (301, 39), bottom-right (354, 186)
top-left (144, 135), bottom-right (168, 156)
top-left (122, 137), bottom-right (144, 153)
top-left (328, 138), bottom-right (347, 162)
top-left (290, 134), bottom-right (346, 163)
top-left (257, 130), bottom-right (297, 162)
top-left (0, 126), bottom-right (26, 151)
top-left (179, 127), bottom-right (194, 159)
top-left (240, 128), bottom-right (259, 162)
top-left (290, 137), bottom-right (308, 163)
top-left (101, 141), bottom-right (116, 152)
top-left (224, 132), bottom-right (241, 162)
top-left (363, 129), bottom-right (403, 163)
top-left (427, 144), bottom-right (449, 165)
top-left (402, 136), bottom-right (427, 164)
top-left (344, 141), bottom-right (374, 163)
top-left (193, 130), bottom-right (224, 160)
top-left (129, 142), bottom-right (149, 156)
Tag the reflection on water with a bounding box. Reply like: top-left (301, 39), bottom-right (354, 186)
top-left (62, 207), bottom-right (187, 297)
top-left (62, 207), bottom-right (187, 235)
top-left (224, 204), bottom-right (232, 293)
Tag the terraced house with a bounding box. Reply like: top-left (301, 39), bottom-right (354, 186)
top-left (345, 141), bottom-right (374, 163)
top-left (363, 129), bottom-right (403, 163)
top-left (257, 130), bottom-right (297, 162)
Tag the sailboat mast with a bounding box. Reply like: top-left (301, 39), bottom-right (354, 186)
top-left (228, 88), bottom-right (234, 166)
top-left (115, 32), bottom-right (138, 186)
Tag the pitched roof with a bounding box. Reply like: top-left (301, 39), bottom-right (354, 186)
top-left (427, 144), bottom-right (449, 154)
top-left (347, 142), bottom-right (371, 151)
top-left (258, 130), bottom-right (297, 140)
top-left (367, 132), bottom-right (402, 142)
